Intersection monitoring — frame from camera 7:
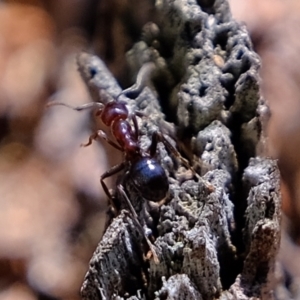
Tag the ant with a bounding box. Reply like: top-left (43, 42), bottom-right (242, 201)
top-left (47, 64), bottom-right (197, 263)
top-left (47, 95), bottom-right (176, 204)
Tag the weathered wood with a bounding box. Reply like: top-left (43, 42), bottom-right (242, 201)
top-left (79, 0), bottom-right (281, 299)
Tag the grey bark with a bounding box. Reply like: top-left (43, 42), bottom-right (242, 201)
top-left (79, 0), bottom-right (281, 299)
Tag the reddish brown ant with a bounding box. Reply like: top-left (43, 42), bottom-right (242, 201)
top-left (47, 96), bottom-right (175, 204)
top-left (47, 64), bottom-right (199, 263)
top-left (47, 91), bottom-right (192, 263)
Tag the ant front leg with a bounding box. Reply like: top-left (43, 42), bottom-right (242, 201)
top-left (81, 130), bottom-right (123, 151)
top-left (128, 113), bottom-right (139, 140)
top-left (100, 162), bottom-right (126, 214)
top-left (129, 110), bottom-right (149, 140)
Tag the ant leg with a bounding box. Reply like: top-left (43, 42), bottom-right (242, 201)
top-left (135, 111), bottom-right (147, 118)
top-left (46, 101), bottom-right (104, 112)
top-left (150, 132), bottom-right (215, 191)
top-left (130, 114), bottom-right (139, 140)
top-left (129, 110), bottom-right (148, 139)
top-left (117, 185), bottom-right (159, 264)
top-left (101, 162), bottom-right (126, 212)
top-left (81, 130), bottom-right (123, 151)
top-left (150, 131), bottom-right (197, 177)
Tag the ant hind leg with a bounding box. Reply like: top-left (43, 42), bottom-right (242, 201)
top-left (149, 131), bottom-right (196, 175)
top-left (150, 131), bottom-right (215, 191)
top-left (117, 185), bottom-right (159, 264)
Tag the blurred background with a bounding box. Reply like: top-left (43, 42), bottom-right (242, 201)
top-left (0, 0), bottom-right (299, 299)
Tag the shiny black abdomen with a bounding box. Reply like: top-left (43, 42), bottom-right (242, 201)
top-left (129, 157), bottom-right (169, 202)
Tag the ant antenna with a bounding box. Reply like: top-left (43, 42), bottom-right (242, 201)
top-left (116, 62), bottom-right (156, 101)
top-left (46, 101), bottom-right (103, 112)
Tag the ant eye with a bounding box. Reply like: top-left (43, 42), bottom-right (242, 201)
top-left (89, 66), bottom-right (97, 78)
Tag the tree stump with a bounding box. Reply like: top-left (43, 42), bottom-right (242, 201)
top-left (78, 0), bottom-right (281, 299)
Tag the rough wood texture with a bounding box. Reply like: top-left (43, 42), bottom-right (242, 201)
top-left (79, 0), bottom-right (281, 299)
